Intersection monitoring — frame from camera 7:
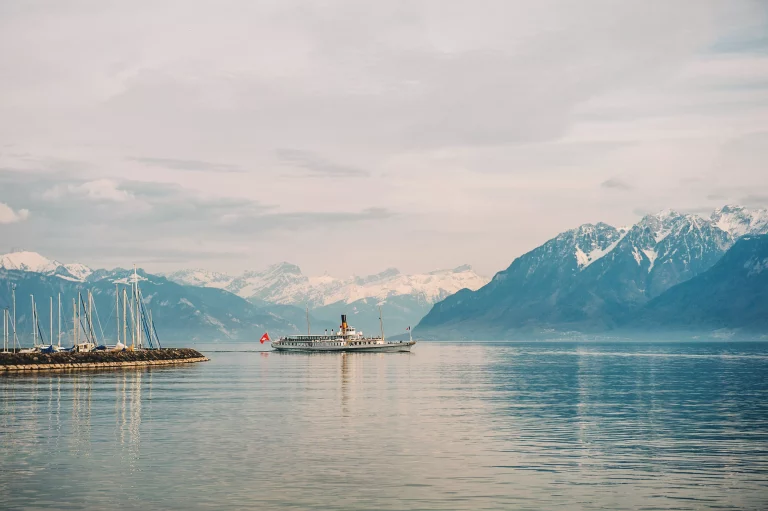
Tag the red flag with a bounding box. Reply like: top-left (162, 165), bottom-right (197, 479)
top-left (260, 332), bottom-right (271, 344)
top-left (406, 326), bottom-right (410, 331)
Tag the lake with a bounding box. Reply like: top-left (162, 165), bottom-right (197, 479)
top-left (2, 341), bottom-right (767, 510)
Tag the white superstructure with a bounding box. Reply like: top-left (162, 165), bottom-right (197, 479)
top-left (272, 314), bottom-right (415, 353)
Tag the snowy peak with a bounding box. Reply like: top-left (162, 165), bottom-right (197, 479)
top-left (711, 205), bottom-right (768, 237)
top-left (353, 268), bottom-right (401, 285)
top-left (166, 263), bottom-right (488, 307)
top-left (568, 223), bottom-right (626, 269)
top-left (63, 263), bottom-right (93, 280)
top-left (254, 262), bottom-right (303, 277)
top-left (165, 268), bottom-right (233, 289)
top-left (0, 251), bottom-right (92, 281)
top-left (0, 251), bottom-right (61, 273)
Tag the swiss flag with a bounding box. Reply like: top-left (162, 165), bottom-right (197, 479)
top-left (260, 332), bottom-right (271, 344)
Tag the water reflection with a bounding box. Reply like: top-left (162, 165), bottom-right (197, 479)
top-left (1, 343), bottom-right (767, 510)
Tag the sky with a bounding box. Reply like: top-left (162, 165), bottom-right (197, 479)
top-left (0, 0), bottom-right (767, 278)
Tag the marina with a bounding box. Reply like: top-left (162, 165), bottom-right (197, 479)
top-left (2, 267), bottom-right (208, 370)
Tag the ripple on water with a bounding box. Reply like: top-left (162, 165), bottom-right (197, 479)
top-left (1, 341), bottom-right (768, 510)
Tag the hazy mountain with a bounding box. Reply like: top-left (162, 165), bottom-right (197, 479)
top-left (168, 263), bottom-right (488, 334)
top-left (0, 251), bottom-right (93, 281)
top-left (629, 234), bottom-right (768, 334)
top-left (0, 267), bottom-right (324, 346)
top-left (416, 205), bottom-right (768, 339)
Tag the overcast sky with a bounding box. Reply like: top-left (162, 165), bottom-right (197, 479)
top-left (1, 1), bottom-right (767, 277)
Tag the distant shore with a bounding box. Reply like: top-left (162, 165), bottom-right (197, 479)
top-left (0, 348), bottom-right (208, 372)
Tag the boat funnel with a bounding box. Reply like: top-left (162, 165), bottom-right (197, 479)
top-left (341, 314), bottom-right (348, 334)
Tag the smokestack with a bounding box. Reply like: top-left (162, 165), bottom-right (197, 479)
top-left (341, 314), bottom-right (348, 334)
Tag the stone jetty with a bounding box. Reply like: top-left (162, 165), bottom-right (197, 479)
top-left (0, 348), bottom-right (208, 372)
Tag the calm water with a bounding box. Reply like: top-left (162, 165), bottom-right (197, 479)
top-left (2, 342), bottom-right (768, 510)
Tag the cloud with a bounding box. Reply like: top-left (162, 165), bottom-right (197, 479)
top-left (601, 178), bottom-right (633, 190)
top-left (42, 179), bottom-right (133, 202)
top-left (256, 207), bottom-right (393, 229)
top-left (0, 1), bottom-right (767, 276)
top-left (741, 194), bottom-right (768, 207)
top-left (276, 149), bottom-right (369, 177)
top-left (0, 171), bottom-right (395, 271)
top-left (0, 202), bottom-right (29, 224)
top-left (128, 157), bottom-right (243, 173)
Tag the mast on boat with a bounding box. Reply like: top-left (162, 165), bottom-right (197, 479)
top-left (134, 265), bottom-right (140, 349)
top-left (379, 305), bottom-right (385, 342)
top-left (306, 305), bottom-right (310, 335)
top-left (31, 295), bottom-right (36, 348)
top-left (88, 290), bottom-right (94, 344)
top-left (115, 283), bottom-right (119, 345)
top-left (123, 288), bottom-right (128, 350)
top-left (58, 293), bottom-right (61, 348)
top-left (12, 284), bottom-right (17, 351)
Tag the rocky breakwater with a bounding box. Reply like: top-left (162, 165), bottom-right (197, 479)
top-left (0, 348), bottom-right (209, 372)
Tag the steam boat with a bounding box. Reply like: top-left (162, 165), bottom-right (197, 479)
top-left (271, 314), bottom-right (415, 353)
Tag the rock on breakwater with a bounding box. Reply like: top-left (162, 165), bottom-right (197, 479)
top-left (0, 348), bottom-right (208, 372)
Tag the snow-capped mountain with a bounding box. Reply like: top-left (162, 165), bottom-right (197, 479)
top-left (0, 265), bottom-right (333, 343)
top-left (0, 251), bottom-right (93, 281)
top-left (416, 205), bottom-right (768, 339)
top-left (0, 251), bottom-right (61, 274)
top-left (631, 234), bottom-right (768, 333)
top-left (711, 205), bottom-right (768, 237)
top-left (168, 263), bottom-right (488, 334)
top-left (164, 268), bottom-right (234, 289)
top-left (168, 263), bottom-right (489, 308)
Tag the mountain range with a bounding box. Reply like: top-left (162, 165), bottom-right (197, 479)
top-left (0, 251), bottom-right (486, 343)
top-left (2, 204), bottom-right (766, 344)
top-left (166, 264), bottom-right (488, 335)
top-left (0, 254), bottom-right (336, 345)
top-left (415, 205), bottom-right (768, 339)
top-left (630, 234), bottom-right (768, 334)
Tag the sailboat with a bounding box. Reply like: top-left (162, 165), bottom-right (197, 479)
top-left (5, 265), bottom-right (163, 354)
top-left (39, 296), bottom-right (64, 353)
top-left (19, 295), bottom-right (43, 353)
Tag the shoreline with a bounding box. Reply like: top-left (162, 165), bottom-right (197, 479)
top-left (0, 348), bottom-right (209, 372)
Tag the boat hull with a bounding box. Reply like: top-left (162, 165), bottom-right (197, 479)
top-left (272, 341), bottom-right (415, 353)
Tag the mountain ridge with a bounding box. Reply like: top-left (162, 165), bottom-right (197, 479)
top-left (629, 234), bottom-right (768, 334)
top-left (415, 205), bottom-right (768, 339)
top-left (167, 263), bottom-right (488, 307)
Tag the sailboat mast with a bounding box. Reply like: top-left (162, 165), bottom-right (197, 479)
top-left (123, 288), bottom-right (127, 349)
top-left (306, 305), bottom-right (310, 335)
top-left (115, 284), bottom-right (119, 344)
top-left (88, 290), bottom-right (93, 343)
top-left (12, 285), bottom-right (16, 350)
top-left (379, 305), bottom-right (385, 342)
top-left (77, 292), bottom-right (81, 346)
top-left (149, 309), bottom-right (154, 347)
top-left (136, 266), bottom-right (142, 349)
top-left (58, 293), bottom-right (61, 347)
top-left (31, 295), bottom-right (36, 347)
top-left (50, 296), bottom-right (53, 346)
